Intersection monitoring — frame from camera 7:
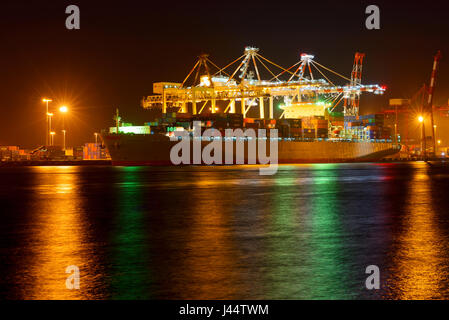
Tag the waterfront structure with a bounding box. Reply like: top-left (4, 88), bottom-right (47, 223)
top-left (102, 47), bottom-right (400, 165)
top-left (141, 47), bottom-right (385, 119)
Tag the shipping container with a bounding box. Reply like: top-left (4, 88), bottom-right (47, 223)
top-left (244, 122), bottom-right (259, 129)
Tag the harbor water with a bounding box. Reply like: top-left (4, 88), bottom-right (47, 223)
top-left (1, 162), bottom-right (449, 299)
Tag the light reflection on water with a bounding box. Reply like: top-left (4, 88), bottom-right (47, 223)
top-left (0, 162), bottom-right (449, 299)
top-left (10, 167), bottom-right (104, 299)
top-left (385, 165), bottom-right (448, 299)
top-left (109, 167), bottom-right (151, 299)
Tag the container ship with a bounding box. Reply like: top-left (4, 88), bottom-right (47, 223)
top-left (102, 48), bottom-right (400, 165)
top-left (102, 111), bottom-right (400, 165)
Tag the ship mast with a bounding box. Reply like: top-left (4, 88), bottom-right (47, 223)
top-left (114, 108), bottom-right (121, 134)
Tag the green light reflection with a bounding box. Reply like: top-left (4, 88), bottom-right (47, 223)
top-left (266, 166), bottom-right (351, 299)
top-left (305, 168), bottom-right (352, 299)
top-left (110, 167), bottom-right (151, 299)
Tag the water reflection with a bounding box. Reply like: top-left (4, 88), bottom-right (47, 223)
top-left (174, 171), bottom-right (241, 299)
top-left (265, 169), bottom-right (307, 299)
top-left (21, 167), bottom-right (101, 299)
top-left (109, 167), bottom-right (151, 299)
top-left (260, 164), bottom-right (350, 299)
top-left (387, 163), bottom-right (446, 299)
top-left (1, 163), bottom-right (449, 299)
top-left (306, 164), bottom-right (350, 299)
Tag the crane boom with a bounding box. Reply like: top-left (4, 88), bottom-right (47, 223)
top-left (427, 50), bottom-right (442, 156)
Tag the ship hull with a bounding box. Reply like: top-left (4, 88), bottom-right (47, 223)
top-left (103, 133), bottom-right (400, 165)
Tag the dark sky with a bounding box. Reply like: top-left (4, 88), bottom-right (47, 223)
top-left (1, 0), bottom-right (449, 148)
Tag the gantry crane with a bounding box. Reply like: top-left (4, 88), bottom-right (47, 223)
top-left (141, 47), bottom-right (386, 119)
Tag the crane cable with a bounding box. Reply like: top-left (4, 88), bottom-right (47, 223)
top-left (310, 61), bottom-right (335, 86)
top-left (312, 60), bottom-right (351, 82)
top-left (213, 54), bottom-right (246, 76)
top-left (255, 55), bottom-right (279, 81)
top-left (206, 58), bottom-right (230, 77)
top-left (256, 53), bottom-right (295, 76)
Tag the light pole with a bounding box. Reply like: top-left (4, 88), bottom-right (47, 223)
top-left (394, 104), bottom-right (398, 144)
top-left (62, 130), bottom-right (66, 151)
top-left (50, 131), bottom-right (56, 146)
top-left (42, 98), bottom-right (52, 145)
top-left (47, 112), bottom-right (54, 145)
top-left (94, 132), bottom-right (99, 144)
top-left (418, 115), bottom-right (426, 160)
top-left (59, 106), bottom-right (68, 150)
top-left (433, 125), bottom-right (437, 154)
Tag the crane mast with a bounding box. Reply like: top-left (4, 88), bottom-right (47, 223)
top-left (427, 51), bottom-right (442, 156)
top-left (345, 52), bottom-right (365, 116)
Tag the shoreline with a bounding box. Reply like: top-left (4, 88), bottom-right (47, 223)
top-left (0, 158), bottom-right (447, 167)
top-left (0, 160), bottom-right (112, 167)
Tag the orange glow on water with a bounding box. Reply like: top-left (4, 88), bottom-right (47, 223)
top-left (177, 171), bottom-right (241, 299)
top-left (389, 164), bottom-right (445, 299)
top-left (4, 164), bottom-right (449, 299)
top-left (22, 167), bottom-right (103, 299)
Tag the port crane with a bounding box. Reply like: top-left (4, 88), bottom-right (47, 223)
top-left (141, 47), bottom-right (386, 119)
top-left (345, 52), bottom-right (366, 116)
top-left (382, 51), bottom-right (444, 155)
top-left (427, 51), bottom-right (442, 155)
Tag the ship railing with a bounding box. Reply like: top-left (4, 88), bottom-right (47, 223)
top-left (169, 135), bottom-right (395, 143)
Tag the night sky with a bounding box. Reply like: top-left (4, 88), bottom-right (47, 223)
top-left (1, 0), bottom-right (449, 148)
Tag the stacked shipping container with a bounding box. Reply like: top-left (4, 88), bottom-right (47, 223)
top-left (344, 114), bottom-right (391, 140)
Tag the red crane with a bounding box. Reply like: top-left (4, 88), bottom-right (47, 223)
top-left (344, 52), bottom-right (366, 116)
top-left (426, 51), bottom-right (442, 155)
top-left (381, 51), bottom-right (444, 156)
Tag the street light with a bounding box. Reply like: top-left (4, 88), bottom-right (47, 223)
top-left (59, 106), bottom-right (68, 150)
top-left (42, 98), bottom-right (52, 145)
top-left (61, 130), bottom-right (66, 151)
top-left (434, 125), bottom-right (438, 152)
top-left (94, 132), bottom-right (99, 144)
top-left (47, 112), bottom-right (54, 145)
top-left (50, 131), bottom-right (56, 146)
top-left (418, 115), bottom-right (426, 159)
